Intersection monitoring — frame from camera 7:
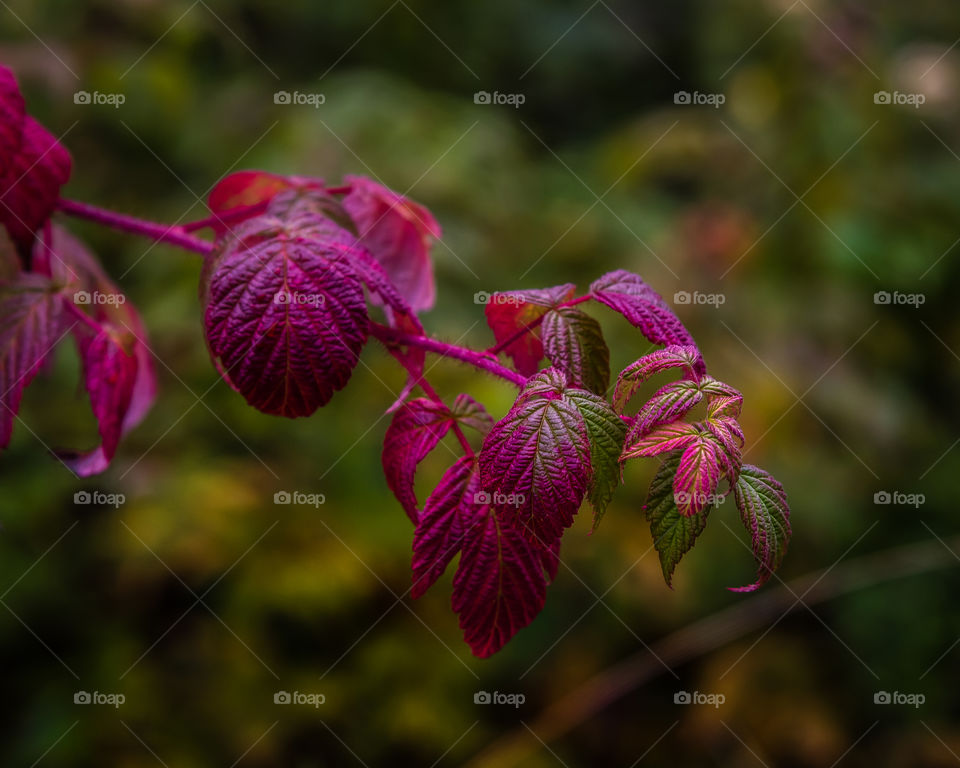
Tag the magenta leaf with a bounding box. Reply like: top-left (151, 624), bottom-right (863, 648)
top-left (484, 283), bottom-right (575, 376)
top-left (673, 433), bottom-right (722, 516)
top-left (621, 420), bottom-right (700, 460)
top-left (702, 416), bottom-right (744, 484)
top-left (477, 368), bottom-right (590, 547)
top-left (452, 499), bottom-right (549, 658)
top-left (728, 465), bottom-right (791, 593)
top-left (541, 306), bottom-right (610, 395)
top-left (342, 175), bottom-right (440, 312)
top-left (644, 452), bottom-right (710, 587)
top-left (202, 195), bottom-right (370, 417)
top-left (0, 273), bottom-right (65, 448)
top-left (707, 394), bottom-right (743, 419)
top-left (566, 388), bottom-right (626, 529)
top-left (450, 393), bottom-right (493, 435)
top-left (382, 397), bottom-right (455, 522)
top-left (411, 455), bottom-right (476, 598)
top-left (590, 270), bottom-right (705, 375)
top-left (632, 379), bottom-right (703, 436)
top-left (613, 345), bottom-right (701, 413)
top-left (0, 66), bottom-right (26, 186)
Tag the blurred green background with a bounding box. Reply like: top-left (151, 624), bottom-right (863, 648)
top-left (2, 0), bottom-right (960, 765)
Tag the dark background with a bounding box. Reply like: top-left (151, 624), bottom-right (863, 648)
top-left (2, 0), bottom-right (959, 765)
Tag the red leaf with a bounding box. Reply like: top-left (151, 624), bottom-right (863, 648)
top-left (590, 270), bottom-right (705, 375)
top-left (621, 420), bottom-right (700, 460)
top-left (613, 345), bottom-right (701, 413)
top-left (342, 175), bottom-right (440, 312)
top-left (484, 284), bottom-right (575, 376)
top-left (412, 455), bottom-right (476, 598)
top-left (383, 398), bottom-right (455, 523)
top-left (478, 368), bottom-right (590, 547)
top-left (0, 273), bottom-right (66, 448)
top-left (0, 66), bottom-right (26, 183)
top-left (206, 171), bottom-right (305, 234)
top-left (202, 194), bottom-right (370, 417)
top-left (452, 502), bottom-right (549, 658)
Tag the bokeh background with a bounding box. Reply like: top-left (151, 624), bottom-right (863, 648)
top-left (2, 1), bottom-right (960, 765)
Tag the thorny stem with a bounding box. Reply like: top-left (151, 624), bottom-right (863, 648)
top-left (485, 294), bottom-right (593, 356)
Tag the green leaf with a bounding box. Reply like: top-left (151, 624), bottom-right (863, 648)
top-left (541, 307), bottom-right (610, 395)
top-left (644, 452), bottom-right (710, 587)
top-left (567, 388), bottom-right (627, 529)
top-left (729, 464), bottom-right (791, 593)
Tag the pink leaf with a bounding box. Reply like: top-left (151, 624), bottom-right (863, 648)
top-left (450, 393), bottom-right (493, 435)
top-left (613, 344), bottom-right (701, 413)
top-left (342, 175), bottom-right (440, 312)
top-left (633, 379), bottom-right (703, 436)
top-left (477, 368), bottom-right (590, 547)
top-left (411, 455), bottom-right (476, 598)
top-left (0, 273), bottom-right (66, 448)
top-left (621, 420), bottom-right (700, 460)
top-left (484, 284), bottom-right (575, 376)
top-left (206, 170), bottom-right (313, 235)
top-left (728, 465), bottom-right (791, 592)
top-left (202, 195), bottom-right (370, 417)
top-left (382, 397), bottom-right (454, 523)
top-left (673, 435), bottom-right (722, 516)
top-left (590, 270), bottom-right (705, 375)
top-left (0, 66), bottom-right (26, 184)
top-left (452, 501), bottom-right (549, 658)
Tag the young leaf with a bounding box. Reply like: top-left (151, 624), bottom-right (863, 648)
top-left (202, 203), bottom-right (370, 417)
top-left (452, 501), bottom-right (549, 658)
top-left (206, 170), bottom-right (306, 234)
top-left (0, 273), bottom-right (65, 448)
top-left (382, 398), bottom-right (455, 523)
top-left (589, 270), bottom-right (705, 375)
top-left (621, 420), bottom-right (700, 460)
top-left (412, 455), bottom-right (476, 598)
top-left (644, 452), bottom-right (710, 587)
top-left (541, 306), bottom-right (610, 395)
top-left (633, 379), bottom-right (703, 436)
top-left (342, 175), bottom-right (441, 312)
top-left (478, 368), bottom-right (590, 546)
top-left (484, 283), bottom-right (575, 376)
top-left (703, 416), bottom-right (744, 483)
top-left (450, 393), bottom-right (493, 435)
top-left (728, 465), bottom-right (791, 593)
top-left (673, 434), bottom-right (722, 516)
top-left (566, 388), bottom-right (627, 528)
top-left (613, 344), bottom-right (701, 413)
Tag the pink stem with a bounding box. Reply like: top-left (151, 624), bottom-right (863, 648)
top-left (57, 198), bottom-right (214, 256)
top-left (370, 322), bottom-right (527, 388)
top-left (485, 294), bottom-right (593, 356)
